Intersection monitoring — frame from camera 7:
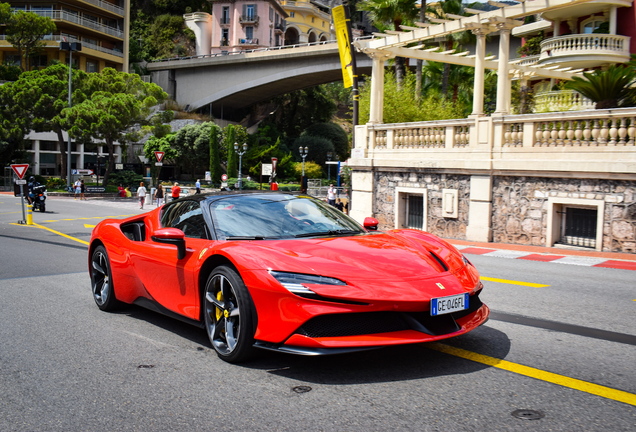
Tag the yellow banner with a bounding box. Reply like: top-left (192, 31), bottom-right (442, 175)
top-left (332, 5), bottom-right (353, 88)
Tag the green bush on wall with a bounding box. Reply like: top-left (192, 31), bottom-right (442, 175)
top-left (108, 170), bottom-right (144, 186)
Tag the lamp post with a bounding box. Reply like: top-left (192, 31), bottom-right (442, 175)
top-left (234, 142), bottom-right (248, 189)
top-left (60, 41), bottom-right (82, 190)
top-left (299, 146), bottom-right (309, 192)
top-left (326, 151), bottom-right (332, 182)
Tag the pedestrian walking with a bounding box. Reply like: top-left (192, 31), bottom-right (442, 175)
top-left (154, 184), bottom-right (164, 207)
top-left (335, 198), bottom-right (344, 212)
top-left (171, 182), bottom-right (181, 202)
top-left (80, 179), bottom-right (86, 200)
top-left (137, 182), bottom-right (147, 209)
top-left (74, 179), bottom-right (81, 200)
top-left (327, 183), bottom-right (336, 206)
top-left (195, 179), bottom-right (201, 194)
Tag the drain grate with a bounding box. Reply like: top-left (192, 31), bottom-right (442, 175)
top-left (137, 364), bottom-right (155, 369)
top-left (292, 386), bottom-right (312, 394)
top-left (511, 409), bottom-right (544, 420)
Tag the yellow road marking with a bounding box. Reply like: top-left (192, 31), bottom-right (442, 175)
top-left (43, 220), bottom-right (58, 222)
top-left (61, 218), bottom-right (75, 220)
top-left (0, 211), bottom-right (21, 215)
top-left (30, 223), bottom-right (89, 245)
top-left (481, 276), bottom-right (549, 288)
top-left (428, 343), bottom-right (636, 407)
top-left (84, 224), bottom-right (96, 228)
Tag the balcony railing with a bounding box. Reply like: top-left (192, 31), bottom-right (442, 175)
top-left (237, 38), bottom-right (259, 45)
top-left (539, 34), bottom-right (630, 63)
top-left (220, 17), bottom-right (230, 25)
top-left (511, 54), bottom-right (539, 67)
top-left (32, 10), bottom-right (123, 39)
top-left (43, 35), bottom-right (123, 57)
top-left (79, 0), bottom-right (124, 16)
top-left (239, 15), bottom-right (259, 25)
top-left (534, 90), bottom-right (594, 113)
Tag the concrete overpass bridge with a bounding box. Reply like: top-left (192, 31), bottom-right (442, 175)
top-left (147, 41), bottom-right (373, 118)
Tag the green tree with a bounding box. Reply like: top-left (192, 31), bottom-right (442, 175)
top-left (293, 160), bottom-right (323, 179)
top-left (6, 9), bottom-right (56, 71)
top-left (0, 81), bottom-right (31, 167)
top-left (7, 64), bottom-right (89, 180)
top-left (303, 123), bottom-right (349, 161)
top-left (565, 64), bottom-right (636, 109)
top-left (209, 123), bottom-right (222, 183)
top-left (62, 68), bottom-right (169, 186)
top-left (358, 0), bottom-right (418, 88)
top-left (173, 122), bottom-right (215, 177)
top-left (294, 135), bottom-right (334, 169)
top-left (144, 133), bottom-right (179, 186)
top-left (268, 86), bottom-right (337, 139)
top-left (359, 70), bottom-right (466, 123)
top-left (224, 125), bottom-right (238, 178)
top-left (0, 2), bottom-right (12, 24)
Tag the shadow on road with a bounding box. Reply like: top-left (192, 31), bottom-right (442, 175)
top-left (119, 303), bottom-right (510, 385)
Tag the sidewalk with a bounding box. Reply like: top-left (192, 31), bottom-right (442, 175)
top-left (447, 239), bottom-right (636, 271)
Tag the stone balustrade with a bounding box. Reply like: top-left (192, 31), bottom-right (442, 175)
top-left (539, 34), bottom-right (630, 63)
top-left (534, 90), bottom-right (595, 112)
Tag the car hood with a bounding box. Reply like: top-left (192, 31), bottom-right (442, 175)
top-left (218, 230), bottom-right (477, 300)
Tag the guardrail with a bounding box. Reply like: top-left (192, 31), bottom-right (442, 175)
top-left (149, 36), bottom-right (374, 63)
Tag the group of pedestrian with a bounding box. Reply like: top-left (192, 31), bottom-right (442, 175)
top-left (326, 183), bottom-right (348, 214)
top-left (73, 179), bottom-right (86, 200)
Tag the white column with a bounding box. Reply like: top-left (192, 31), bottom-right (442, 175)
top-left (471, 29), bottom-right (487, 116)
top-left (609, 7), bottom-right (617, 34)
top-left (494, 25), bottom-right (512, 115)
top-left (34, 140), bottom-right (40, 175)
top-left (553, 19), bottom-right (561, 37)
top-left (368, 52), bottom-right (388, 124)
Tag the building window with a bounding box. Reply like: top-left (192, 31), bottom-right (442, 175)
top-left (290, 12), bottom-right (295, 18)
top-left (246, 26), bottom-right (254, 39)
top-left (221, 28), bottom-right (229, 46)
top-left (546, 197), bottom-right (604, 251)
top-left (222, 6), bottom-right (229, 24)
top-left (395, 187), bottom-right (428, 230)
top-left (312, 17), bottom-right (315, 23)
top-left (40, 141), bottom-right (57, 151)
top-left (581, 16), bottom-right (607, 34)
top-left (270, 6), bottom-right (273, 21)
top-left (86, 60), bottom-right (98, 73)
top-left (246, 4), bottom-right (255, 19)
top-left (322, 21), bottom-right (324, 27)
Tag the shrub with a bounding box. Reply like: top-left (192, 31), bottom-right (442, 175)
top-left (293, 135), bottom-right (334, 167)
top-left (108, 170), bottom-right (143, 186)
top-left (293, 161), bottom-right (323, 179)
top-left (303, 122), bottom-right (349, 160)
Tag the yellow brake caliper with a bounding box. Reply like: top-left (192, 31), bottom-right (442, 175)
top-left (215, 291), bottom-right (224, 321)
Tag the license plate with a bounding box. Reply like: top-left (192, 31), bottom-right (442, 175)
top-left (430, 293), bottom-right (469, 316)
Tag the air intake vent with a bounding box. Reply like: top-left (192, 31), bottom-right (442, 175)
top-left (429, 251), bottom-right (449, 272)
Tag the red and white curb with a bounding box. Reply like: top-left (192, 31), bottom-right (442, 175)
top-left (452, 245), bottom-right (636, 271)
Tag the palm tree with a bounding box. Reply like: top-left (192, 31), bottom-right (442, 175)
top-left (565, 64), bottom-right (636, 109)
top-left (358, 0), bottom-right (419, 88)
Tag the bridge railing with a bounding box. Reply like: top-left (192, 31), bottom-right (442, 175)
top-left (149, 36), bottom-right (374, 63)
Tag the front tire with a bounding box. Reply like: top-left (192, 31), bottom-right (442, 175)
top-left (40, 203), bottom-right (45, 213)
top-left (203, 266), bottom-right (256, 363)
top-left (90, 245), bottom-right (118, 311)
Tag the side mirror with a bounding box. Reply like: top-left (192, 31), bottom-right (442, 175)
top-left (152, 228), bottom-right (186, 259)
top-left (363, 217), bottom-right (379, 231)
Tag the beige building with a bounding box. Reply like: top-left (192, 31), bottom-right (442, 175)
top-left (350, 0), bottom-right (636, 253)
top-left (0, 0), bottom-right (130, 73)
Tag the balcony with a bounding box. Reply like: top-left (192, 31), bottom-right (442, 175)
top-left (237, 38), bottom-right (259, 46)
top-left (239, 15), bottom-right (259, 26)
top-left (78, 0), bottom-right (125, 16)
top-left (538, 34), bottom-right (631, 68)
top-left (534, 90), bottom-right (595, 113)
top-left (44, 35), bottom-right (123, 58)
top-left (274, 22), bottom-right (286, 34)
top-left (31, 10), bottom-right (123, 39)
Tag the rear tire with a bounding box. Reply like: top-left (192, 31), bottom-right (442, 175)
top-left (90, 246), bottom-right (118, 311)
top-left (203, 266), bottom-right (256, 363)
top-left (40, 203), bottom-right (45, 213)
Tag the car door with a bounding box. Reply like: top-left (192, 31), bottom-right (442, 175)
top-left (131, 200), bottom-right (210, 320)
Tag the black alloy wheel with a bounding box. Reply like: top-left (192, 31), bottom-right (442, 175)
top-left (91, 245), bottom-right (118, 311)
top-left (204, 266), bottom-right (256, 362)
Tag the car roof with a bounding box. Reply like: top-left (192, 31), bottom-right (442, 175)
top-left (170, 190), bottom-right (304, 204)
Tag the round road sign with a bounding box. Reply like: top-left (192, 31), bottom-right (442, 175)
top-left (221, 174), bottom-right (228, 181)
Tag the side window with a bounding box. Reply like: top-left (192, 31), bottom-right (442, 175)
top-left (161, 201), bottom-right (208, 239)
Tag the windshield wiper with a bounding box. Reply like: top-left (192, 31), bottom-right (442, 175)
top-left (224, 236), bottom-right (278, 240)
top-left (295, 229), bottom-right (362, 238)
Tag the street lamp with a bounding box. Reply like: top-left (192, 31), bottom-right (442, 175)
top-left (299, 146), bottom-right (309, 192)
top-left (326, 151), bottom-right (332, 182)
top-left (60, 41), bottom-right (82, 190)
top-left (234, 142), bottom-right (248, 189)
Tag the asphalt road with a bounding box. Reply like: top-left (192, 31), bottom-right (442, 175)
top-left (0, 194), bottom-right (635, 431)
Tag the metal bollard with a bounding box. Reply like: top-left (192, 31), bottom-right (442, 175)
top-left (26, 204), bottom-right (33, 225)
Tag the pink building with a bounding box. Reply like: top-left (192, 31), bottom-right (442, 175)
top-left (185, 1), bottom-right (289, 55)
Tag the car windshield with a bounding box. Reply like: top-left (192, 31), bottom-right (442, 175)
top-left (209, 194), bottom-right (366, 240)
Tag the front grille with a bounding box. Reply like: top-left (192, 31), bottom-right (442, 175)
top-left (294, 294), bottom-right (483, 339)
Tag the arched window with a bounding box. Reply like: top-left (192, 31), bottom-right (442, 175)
top-left (581, 16), bottom-right (607, 34)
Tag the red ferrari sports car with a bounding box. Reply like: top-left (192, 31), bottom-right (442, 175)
top-left (89, 191), bottom-right (488, 362)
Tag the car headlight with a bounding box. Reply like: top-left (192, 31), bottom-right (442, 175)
top-left (269, 271), bottom-right (346, 295)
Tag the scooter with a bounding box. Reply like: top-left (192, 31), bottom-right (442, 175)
top-left (30, 185), bottom-right (47, 213)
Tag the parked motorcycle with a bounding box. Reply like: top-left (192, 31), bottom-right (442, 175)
top-left (31, 185), bottom-right (47, 213)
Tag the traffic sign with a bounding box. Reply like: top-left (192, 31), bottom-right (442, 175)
top-left (155, 162), bottom-right (163, 166)
top-left (221, 174), bottom-right (228, 181)
top-left (72, 169), bottom-right (94, 175)
top-left (155, 151), bottom-right (165, 162)
top-left (271, 157), bottom-right (278, 172)
top-left (15, 179), bottom-right (26, 185)
top-left (11, 164), bottom-right (29, 179)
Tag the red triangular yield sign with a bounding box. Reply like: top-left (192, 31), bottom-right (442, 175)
top-left (155, 151), bottom-right (165, 162)
top-left (11, 164), bottom-right (29, 179)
